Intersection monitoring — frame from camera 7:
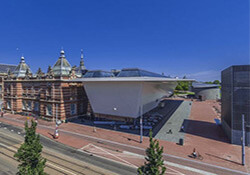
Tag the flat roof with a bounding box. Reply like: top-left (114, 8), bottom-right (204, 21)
top-left (69, 77), bottom-right (195, 82)
top-left (192, 83), bottom-right (220, 88)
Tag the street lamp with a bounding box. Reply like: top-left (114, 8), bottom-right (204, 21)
top-left (54, 104), bottom-right (59, 139)
top-left (241, 114), bottom-right (250, 166)
top-left (140, 105), bottom-right (143, 143)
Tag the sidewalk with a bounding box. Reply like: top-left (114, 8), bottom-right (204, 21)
top-left (0, 100), bottom-right (249, 173)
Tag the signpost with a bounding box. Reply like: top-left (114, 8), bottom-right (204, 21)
top-left (140, 105), bottom-right (143, 143)
top-left (242, 114), bottom-right (245, 166)
top-left (54, 104), bottom-right (59, 139)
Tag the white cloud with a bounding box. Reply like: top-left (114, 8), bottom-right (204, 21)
top-left (185, 70), bottom-right (221, 82)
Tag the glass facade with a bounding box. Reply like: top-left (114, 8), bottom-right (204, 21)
top-left (84, 70), bottom-right (115, 78)
top-left (117, 68), bottom-right (165, 78)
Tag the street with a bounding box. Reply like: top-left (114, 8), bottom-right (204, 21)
top-left (0, 116), bottom-right (249, 175)
top-left (0, 122), bottom-right (137, 175)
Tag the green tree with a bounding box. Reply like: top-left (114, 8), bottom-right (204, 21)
top-left (213, 80), bottom-right (220, 84)
top-left (175, 84), bottom-right (183, 91)
top-left (14, 120), bottom-right (46, 175)
top-left (175, 81), bottom-right (190, 91)
top-left (138, 130), bottom-right (166, 175)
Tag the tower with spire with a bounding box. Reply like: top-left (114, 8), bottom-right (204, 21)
top-left (76, 49), bottom-right (87, 77)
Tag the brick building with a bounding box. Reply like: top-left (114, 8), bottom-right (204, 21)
top-left (0, 63), bottom-right (17, 110)
top-left (3, 49), bottom-right (89, 121)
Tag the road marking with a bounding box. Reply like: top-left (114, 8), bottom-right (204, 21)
top-left (0, 143), bottom-right (17, 152)
top-left (80, 143), bottom-right (91, 150)
top-left (1, 116), bottom-right (249, 175)
top-left (164, 161), bottom-right (217, 175)
top-left (166, 166), bottom-right (185, 175)
top-left (0, 142), bottom-right (79, 175)
top-left (46, 162), bottom-right (78, 175)
top-left (91, 144), bottom-right (137, 168)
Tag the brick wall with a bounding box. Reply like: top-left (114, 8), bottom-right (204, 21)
top-left (3, 78), bottom-right (89, 121)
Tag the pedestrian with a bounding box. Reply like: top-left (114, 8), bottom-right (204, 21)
top-left (1, 111), bottom-right (3, 117)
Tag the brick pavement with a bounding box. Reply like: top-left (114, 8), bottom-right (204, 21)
top-left (0, 100), bottom-right (249, 173)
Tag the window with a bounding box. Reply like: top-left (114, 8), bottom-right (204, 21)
top-left (79, 103), bottom-right (84, 113)
top-left (27, 101), bottom-right (32, 111)
top-left (22, 101), bottom-right (26, 110)
top-left (7, 86), bottom-right (10, 93)
top-left (46, 87), bottom-right (52, 96)
top-left (34, 102), bottom-right (39, 112)
top-left (7, 100), bottom-right (11, 109)
top-left (46, 104), bottom-right (52, 116)
top-left (70, 104), bottom-right (76, 115)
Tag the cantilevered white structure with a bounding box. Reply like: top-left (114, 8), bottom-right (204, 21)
top-left (72, 69), bottom-right (193, 121)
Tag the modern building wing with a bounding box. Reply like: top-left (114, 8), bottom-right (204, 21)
top-left (72, 76), bottom-right (193, 121)
top-left (221, 65), bottom-right (250, 146)
top-left (191, 82), bottom-right (221, 100)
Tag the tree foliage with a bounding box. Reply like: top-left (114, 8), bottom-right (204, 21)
top-left (175, 81), bottom-right (189, 91)
top-left (213, 80), bottom-right (220, 84)
top-left (14, 120), bottom-right (46, 175)
top-left (137, 130), bottom-right (166, 175)
top-left (205, 80), bottom-right (220, 84)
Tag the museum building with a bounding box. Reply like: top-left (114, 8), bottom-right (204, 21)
top-left (3, 50), bottom-right (90, 121)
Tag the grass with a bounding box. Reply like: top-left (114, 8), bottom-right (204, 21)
top-left (174, 90), bottom-right (195, 95)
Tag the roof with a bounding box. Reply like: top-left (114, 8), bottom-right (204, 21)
top-left (192, 82), bottom-right (220, 88)
top-left (0, 64), bottom-right (17, 73)
top-left (69, 77), bottom-right (194, 82)
top-left (52, 50), bottom-right (72, 77)
top-left (83, 70), bottom-right (114, 78)
top-left (117, 68), bottom-right (166, 78)
top-left (12, 56), bottom-right (32, 77)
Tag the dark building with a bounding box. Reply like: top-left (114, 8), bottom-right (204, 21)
top-left (221, 65), bottom-right (250, 146)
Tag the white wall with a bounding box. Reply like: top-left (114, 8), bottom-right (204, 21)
top-left (141, 82), bottom-right (177, 114)
top-left (83, 81), bottom-right (177, 118)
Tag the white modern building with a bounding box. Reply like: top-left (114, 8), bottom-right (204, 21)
top-left (72, 68), bottom-right (193, 121)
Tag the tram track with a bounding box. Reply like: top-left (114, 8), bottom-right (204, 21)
top-left (0, 133), bottom-right (109, 175)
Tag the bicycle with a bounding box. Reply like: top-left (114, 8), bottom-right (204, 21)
top-left (188, 152), bottom-right (203, 160)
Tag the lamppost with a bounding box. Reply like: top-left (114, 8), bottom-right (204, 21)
top-left (54, 104), bottom-right (59, 139)
top-left (140, 105), bottom-right (143, 143)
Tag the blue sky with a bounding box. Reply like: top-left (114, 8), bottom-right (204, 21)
top-left (0, 0), bottom-right (249, 81)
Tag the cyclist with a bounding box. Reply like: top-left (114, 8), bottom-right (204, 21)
top-left (192, 148), bottom-right (197, 158)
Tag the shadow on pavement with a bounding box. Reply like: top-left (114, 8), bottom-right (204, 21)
top-left (205, 153), bottom-right (242, 166)
top-left (182, 119), bottom-right (230, 143)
